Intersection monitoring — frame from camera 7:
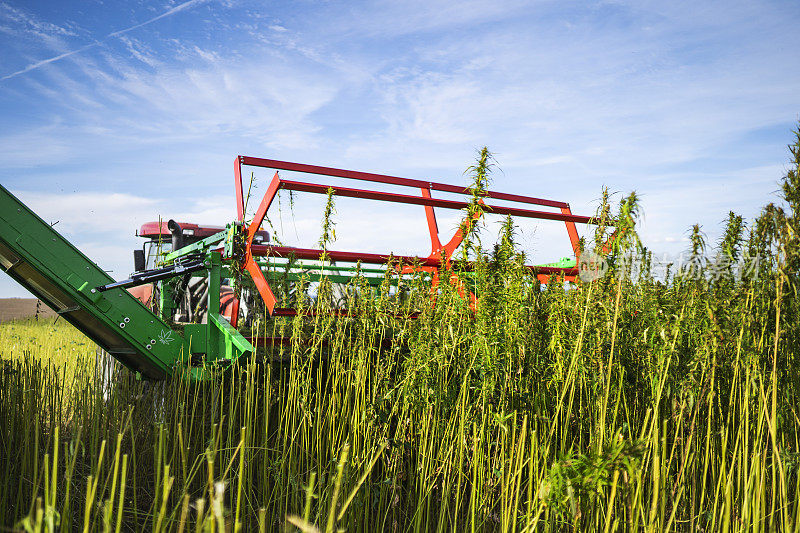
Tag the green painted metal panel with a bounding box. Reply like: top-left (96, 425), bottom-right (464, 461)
top-left (537, 256), bottom-right (577, 269)
top-left (261, 260), bottom-right (389, 276)
top-left (162, 230), bottom-right (226, 262)
top-left (0, 184), bottom-right (191, 379)
top-left (209, 313), bottom-right (254, 361)
top-left (266, 272), bottom-right (385, 285)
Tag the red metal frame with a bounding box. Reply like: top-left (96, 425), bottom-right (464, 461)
top-left (138, 222), bottom-right (269, 242)
top-left (232, 156), bottom-right (598, 319)
top-left (139, 221), bottom-right (223, 240)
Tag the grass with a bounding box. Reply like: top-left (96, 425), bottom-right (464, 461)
top-left (1, 131), bottom-right (800, 531)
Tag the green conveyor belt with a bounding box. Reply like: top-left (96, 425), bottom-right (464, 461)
top-left (0, 184), bottom-right (196, 379)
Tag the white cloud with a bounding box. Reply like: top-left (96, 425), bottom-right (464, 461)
top-left (1, 0), bottom-right (798, 299)
top-left (0, 1), bottom-right (78, 38)
top-left (0, 0), bottom-right (210, 81)
top-left (14, 191), bottom-right (161, 235)
top-left (117, 36), bottom-right (161, 68)
top-left (327, 0), bottom-right (536, 39)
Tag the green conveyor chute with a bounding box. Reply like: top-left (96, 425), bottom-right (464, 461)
top-left (0, 184), bottom-right (250, 379)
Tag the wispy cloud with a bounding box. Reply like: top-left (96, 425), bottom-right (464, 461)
top-left (1, 0), bottom-right (209, 81)
top-left (116, 36), bottom-right (160, 68)
top-left (1, 0), bottom-right (799, 298)
top-left (0, 1), bottom-right (77, 38)
top-left (4, 189), bottom-right (233, 280)
top-left (61, 51), bottom-right (340, 148)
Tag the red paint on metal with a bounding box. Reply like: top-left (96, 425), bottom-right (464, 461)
top-left (245, 258), bottom-right (277, 314)
top-left (236, 156), bottom-right (595, 316)
top-left (421, 188), bottom-right (442, 254)
top-left (249, 243), bottom-right (577, 277)
top-left (239, 155), bottom-right (570, 209)
top-left (247, 172), bottom-right (281, 242)
top-left (243, 172), bottom-right (282, 315)
top-left (138, 221), bottom-right (267, 241)
top-left (127, 284), bottom-right (154, 306)
top-left (220, 287), bottom-right (237, 322)
top-left (250, 244), bottom-right (440, 267)
top-left (561, 206), bottom-right (582, 259)
top-left (229, 296), bottom-right (240, 328)
top-left (139, 222), bottom-right (224, 239)
top-left (235, 156), bottom-right (245, 222)
top-left (278, 180), bottom-right (595, 224)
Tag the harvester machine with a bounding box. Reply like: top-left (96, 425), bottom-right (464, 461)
top-left (0, 156), bottom-right (601, 380)
top-left (130, 220), bottom-right (269, 324)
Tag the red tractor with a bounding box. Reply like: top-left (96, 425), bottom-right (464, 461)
top-left (130, 219), bottom-right (269, 324)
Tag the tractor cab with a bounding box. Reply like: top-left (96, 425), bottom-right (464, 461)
top-left (135, 220), bottom-right (269, 270)
top-left (131, 220), bottom-right (269, 324)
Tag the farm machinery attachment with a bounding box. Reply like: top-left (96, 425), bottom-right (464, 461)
top-left (0, 156), bottom-right (601, 380)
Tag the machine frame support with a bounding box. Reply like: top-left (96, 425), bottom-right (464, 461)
top-left (0, 154), bottom-right (605, 380)
top-left (233, 156), bottom-right (601, 318)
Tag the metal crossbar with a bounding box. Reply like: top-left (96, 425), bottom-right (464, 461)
top-left (232, 155), bottom-right (600, 319)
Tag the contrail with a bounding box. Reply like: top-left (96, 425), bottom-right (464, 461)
top-left (1, 42), bottom-right (98, 81)
top-left (1, 0), bottom-right (210, 81)
top-left (107, 0), bottom-right (209, 38)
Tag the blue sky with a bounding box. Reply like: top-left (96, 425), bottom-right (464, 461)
top-left (1, 0), bottom-right (799, 297)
